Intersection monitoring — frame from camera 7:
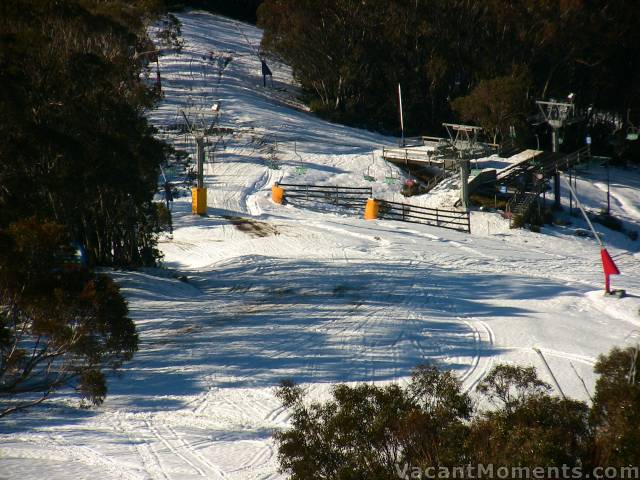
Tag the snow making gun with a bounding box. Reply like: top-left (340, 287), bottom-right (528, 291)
top-left (562, 175), bottom-right (622, 296)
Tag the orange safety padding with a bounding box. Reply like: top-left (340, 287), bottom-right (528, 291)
top-left (272, 185), bottom-right (285, 204)
top-left (364, 198), bottom-right (379, 220)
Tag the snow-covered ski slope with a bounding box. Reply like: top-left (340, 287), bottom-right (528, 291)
top-left (2, 10), bottom-right (640, 480)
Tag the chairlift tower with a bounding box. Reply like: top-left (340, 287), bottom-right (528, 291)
top-left (443, 123), bottom-right (483, 209)
top-left (536, 99), bottom-right (583, 209)
top-left (181, 103), bottom-right (221, 215)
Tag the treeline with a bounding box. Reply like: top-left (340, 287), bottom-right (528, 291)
top-left (0, 0), bottom-right (170, 414)
top-left (0, 0), bottom-right (168, 267)
top-left (258, 0), bottom-right (640, 142)
top-left (276, 346), bottom-right (640, 479)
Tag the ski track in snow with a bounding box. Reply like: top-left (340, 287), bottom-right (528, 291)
top-left (2, 9), bottom-right (640, 480)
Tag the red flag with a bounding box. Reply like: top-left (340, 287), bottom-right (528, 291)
top-left (601, 248), bottom-right (620, 276)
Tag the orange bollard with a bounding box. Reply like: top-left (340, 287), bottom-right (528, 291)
top-left (272, 184), bottom-right (285, 204)
top-left (364, 198), bottom-right (379, 220)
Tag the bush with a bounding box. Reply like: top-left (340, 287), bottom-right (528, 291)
top-left (469, 396), bottom-right (590, 468)
top-left (593, 212), bottom-right (623, 232)
top-left (274, 355), bottom-right (640, 477)
top-left (0, 219), bottom-right (138, 417)
top-left (511, 214), bottom-right (525, 229)
top-left (591, 346), bottom-right (640, 467)
top-left (401, 179), bottom-right (426, 197)
top-left (274, 365), bottom-right (471, 479)
top-left (470, 193), bottom-right (508, 210)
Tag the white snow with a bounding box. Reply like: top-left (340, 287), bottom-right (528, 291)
top-left (2, 10), bottom-right (640, 480)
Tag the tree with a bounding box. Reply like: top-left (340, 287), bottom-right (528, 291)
top-left (257, 0), bottom-right (640, 145)
top-left (165, 1), bottom-right (264, 23)
top-left (0, 0), bottom-right (168, 267)
top-left (275, 362), bottom-right (597, 478)
top-left (274, 365), bottom-right (471, 479)
top-left (257, 0), bottom-right (484, 133)
top-left (451, 68), bottom-right (531, 144)
top-left (476, 363), bottom-right (551, 412)
top-left (0, 219), bottom-right (138, 417)
top-left (471, 364), bottom-right (590, 469)
top-left (591, 346), bottom-right (640, 466)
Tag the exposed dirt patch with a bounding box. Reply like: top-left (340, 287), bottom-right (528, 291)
top-left (223, 215), bottom-right (280, 237)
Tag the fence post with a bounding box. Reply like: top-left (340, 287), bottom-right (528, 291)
top-left (436, 208), bottom-right (439, 226)
top-left (305, 184), bottom-right (309, 202)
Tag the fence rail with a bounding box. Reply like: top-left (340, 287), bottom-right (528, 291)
top-left (274, 183), bottom-right (470, 233)
top-left (377, 200), bottom-right (471, 233)
top-left (277, 183), bottom-right (372, 210)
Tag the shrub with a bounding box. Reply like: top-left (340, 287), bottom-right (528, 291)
top-left (511, 214), bottom-right (525, 229)
top-left (470, 193), bottom-right (508, 210)
top-left (593, 212), bottom-right (623, 232)
top-left (0, 219), bottom-right (138, 417)
top-left (591, 346), bottom-right (640, 467)
top-left (274, 363), bottom-right (592, 478)
top-left (274, 365), bottom-right (471, 479)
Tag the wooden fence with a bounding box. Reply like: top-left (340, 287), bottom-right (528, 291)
top-left (276, 183), bottom-right (470, 233)
top-left (377, 200), bottom-right (471, 233)
top-left (277, 183), bottom-right (372, 210)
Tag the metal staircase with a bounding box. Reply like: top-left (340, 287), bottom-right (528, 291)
top-left (506, 190), bottom-right (539, 225)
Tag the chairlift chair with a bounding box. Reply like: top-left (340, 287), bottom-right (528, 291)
top-left (292, 141), bottom-right (307, 175)
top-left (384, 165), bottom-right (400, 185)
top-left (363, 152), bottom-right (376, 182)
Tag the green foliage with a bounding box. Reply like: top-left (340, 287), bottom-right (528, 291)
top-left (472, 364), bottom-right (590, 467)
top-left (156, 13), bottom-right (184, 50)
top-left (0, 219), bottom-right (138, 417)
top-left (469, 396), bottom-right (590, 468)
top-left (258, 1), bottom-right (640, 135)
top-left (593, 212), bottom-right (624, 232)
top-left (0, 0), bottom-right (167, 267)
top-left (274, 365), bottom-right (471, 479)
top-left (477, 364), bottom-right (551, 412)
top-left (259, 0), bottom-right (482, 133)
top-left (275, 358), bottom-right (640, 477)
top-left (591, 346), bottom-right (640, 466)
top-left (451, 68), bottom-right (530, 144)
top-left (511, 214), bottom-right (525, 229)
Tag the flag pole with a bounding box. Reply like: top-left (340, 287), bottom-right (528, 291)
top-left (398, 84), bottom-right (404, 147)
